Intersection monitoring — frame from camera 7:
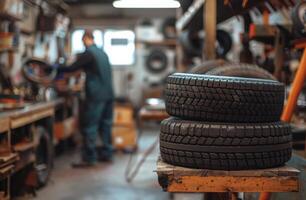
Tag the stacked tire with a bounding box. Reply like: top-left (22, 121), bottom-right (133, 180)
top-left (160, 73), bottom-right (292, 170)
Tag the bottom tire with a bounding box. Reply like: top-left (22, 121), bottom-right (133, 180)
top-left (160, 118), bottom-right (292, 170)
top-left (34, 126), bottom-right (53, 187)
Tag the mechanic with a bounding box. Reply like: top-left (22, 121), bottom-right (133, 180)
top-left (58, 30), bottom-right (114, 168)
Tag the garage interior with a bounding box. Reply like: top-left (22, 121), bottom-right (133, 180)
top-left (0, 0), bottom-right (306, 200)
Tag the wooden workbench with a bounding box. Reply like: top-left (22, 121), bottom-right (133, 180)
top-left (0, 99), bottom-right (63, 129)
top-left (0, 99), bottom-right (64, 199)
top-left (139, 107), bottom-right (169, 121)
top-left (156, 158), bottom-right (300, 199)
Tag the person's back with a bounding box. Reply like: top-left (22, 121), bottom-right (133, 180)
top-left (85, 45), bottom-right (114, 102)
top-left (58, 30), bottom-right (115, 167)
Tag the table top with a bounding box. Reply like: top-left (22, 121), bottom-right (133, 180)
top-left (139, 106), bottom-right (169, 121)
top-left (156, 158), bottom-right (300, 193)
top-left (0, 98), bottom-right (64, 119)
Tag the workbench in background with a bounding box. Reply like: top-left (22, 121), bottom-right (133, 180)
top-left (0, 99), bottom-right (62, 199)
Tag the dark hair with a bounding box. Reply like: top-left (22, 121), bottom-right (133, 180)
top-left (82, 29), bottom-right (94, 40)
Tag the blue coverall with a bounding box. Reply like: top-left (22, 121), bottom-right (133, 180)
top-left (59, 44), bottom-right (114, 163)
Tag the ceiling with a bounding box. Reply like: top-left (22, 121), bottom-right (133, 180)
top-left (64, 0), bottom-right (176, 23)
top-left (64, 0), bottom-right (114, 5)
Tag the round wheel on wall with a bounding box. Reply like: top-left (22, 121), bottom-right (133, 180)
top-left (291, 1), bottom-right (306, 37)
top-left (205, 63), bottom-right (276, 80)
top-left (22, 58), bottom-right (57, 85)
top-left (215, 29), bottom-right (232, 58)
top-left (145, 49), bottom-right (168, 74)
top-left (160, 118), bottom-right (292, 170)
top-left (179, 30), bottom-right (201, 57)
top-left (34, 126), bottom-right (53, 187)
top-left (161, 18), bottom-right (176, 39)
top-left (179, 29), bottom-right (233, 58)
top-left (165, 73), bottom-right (285, 123)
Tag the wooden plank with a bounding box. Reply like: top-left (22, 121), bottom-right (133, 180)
top-left (156, 159), bottom-right (300, 193)
top-left (204, 0), bottom-right (216, 59)
top-left (10, 108), bottom-right (54, 129)
top-left (0, 165), bottom-right (14, 180)
top-left (14, 152), bottom-right (35, 173)
top-left (139, 108), bottom-right (169, 121)
top-left (136, 40), bottom-right (177, 47)
top-left (165, 176), bottom-right (299, 192)
top-left (13, 142), bottom-right (35, 152)
top-left (157, 158), bottom-right (300, 177)
top-left (0, 153), bottom-right (18, 164)
top-left (0, 118), bottom-right (9, 133)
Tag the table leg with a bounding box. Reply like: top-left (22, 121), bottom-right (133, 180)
top-left (204, 193), bottom-right (229, 200)
top-left (230, 192), bottom-right (238, 200)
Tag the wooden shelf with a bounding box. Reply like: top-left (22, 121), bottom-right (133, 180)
top-left (13, 141), bottom-right (35, 152)
top-left (14, 152), bottom-right (35, 173)
top-left (0, 12), bottom-right (21, 21)
top-left (0, 48), bottom-right (18, 53)
top-left (137, 40), bottom-right (177, 47)
top-left (0, 117), bottom-right (9, 133)
top-left (0, 153), bottom-right (18, 164)
top-left (0, 165), bottom-right (14, 180)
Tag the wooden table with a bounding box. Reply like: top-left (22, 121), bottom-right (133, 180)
top-left (139, 107), bottom-right (169, 121)
top-left (138, 106), bottom-right (169, 136)
top-left (156, 158), bottom-right (300, 200)
top-left (0, 99), bottom-right (63, 199)
top-left (0, 99), bottom-right (63, 129)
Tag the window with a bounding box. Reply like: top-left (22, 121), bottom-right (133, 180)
top-left (71, 29), bottom-right (103, 54)
top-left (104, 30), bottom-right (135, 66)
top-left (71, 29), bottom-right (135, 66)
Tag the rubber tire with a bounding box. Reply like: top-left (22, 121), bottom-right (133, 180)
top-left (291, 1), bottom-right (306, 37)
top-left (145, 49), bottom-right (168, 74)
top-left (34, 126), bottom-right (53, 187)
top-left (165, 73), bottom-right (284, 123)
top-left (179, 29), bottom-right (232, 58)
top-left (179, 30), bottom-right (201, 57)
top-left (23, 58), bottom-right (57, 84)
top-left (206, 63), bottom-right (276, 80)
top-left (161, 18), bottom-right (176, 39)
top-left (189, 59), bottom-right (227, 74)
top-left (215, 29), bottom-right (232, 58)
top-left (160, 118), bottom-right (292, 170)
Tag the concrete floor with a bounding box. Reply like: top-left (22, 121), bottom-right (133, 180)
top-left (35, 126), bottom-right (169, 200)
top-left (33, 125), bottom-right (306, 200)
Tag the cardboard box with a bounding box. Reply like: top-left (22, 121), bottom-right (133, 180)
top-left (112, 125), bottom-right (137, 150)
top-left (113, 104), bottom-right (134, 126)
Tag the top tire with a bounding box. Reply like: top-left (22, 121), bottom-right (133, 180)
top-left (165, 73), bottom-right (285, 123)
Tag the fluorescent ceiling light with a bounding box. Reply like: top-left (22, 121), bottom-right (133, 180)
top-left (113, 0), bottom-right (181, 8)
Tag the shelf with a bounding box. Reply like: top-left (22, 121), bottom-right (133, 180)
top-left (13, 141), bottom-right (35, 152)
top-left (14, 152), bottom-right (35, 173)
top-left (136, 40), bottom-right (177, 47)
top-left (0, 48), bottom-right (18, 53)
top-left (0, 117), bottom-right (9, 133)
top-left (0, 12), bottom-right (22, 21)
top-left (0, 153), bottom-right (18, 164)
top-left (0, 165), bottom-right (14, 180)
